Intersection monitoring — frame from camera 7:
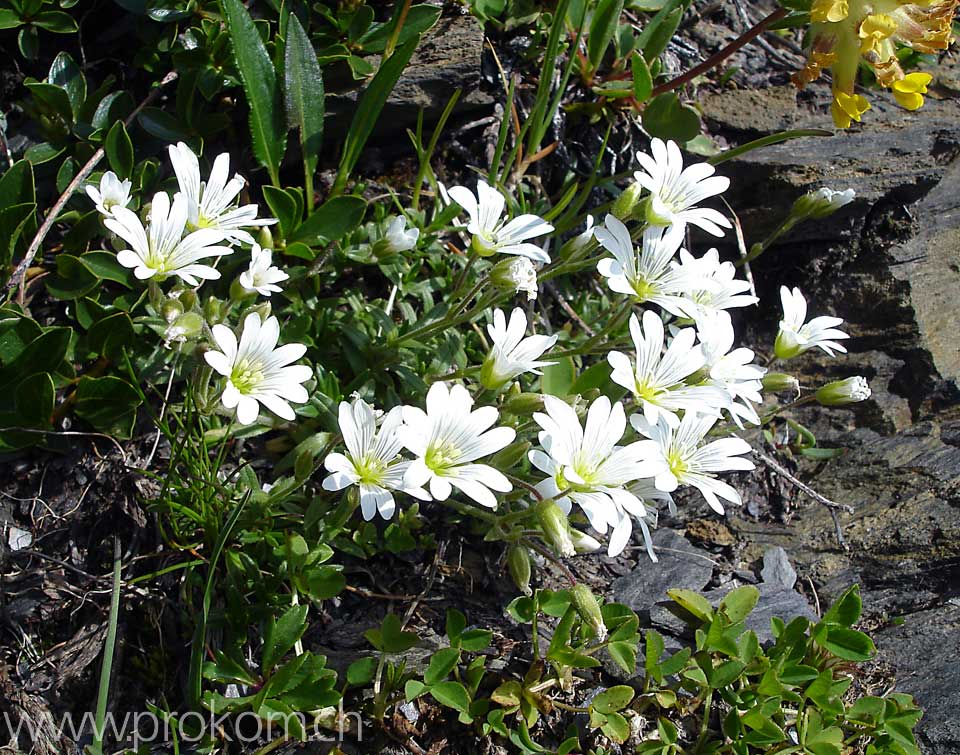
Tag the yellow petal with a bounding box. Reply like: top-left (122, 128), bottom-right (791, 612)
top-left (811, 0), bottom-right (849, 23)
top-left (894, 72), bottom-right (933, 93)
top-left (893, 90), bottom-right (925, 110)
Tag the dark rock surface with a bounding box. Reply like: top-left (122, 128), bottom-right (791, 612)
top-left (701, 82), bottom-right (960, 754)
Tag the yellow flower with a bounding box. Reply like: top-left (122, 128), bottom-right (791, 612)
top-left (811, 0), bottom-right (849, 23)
top-left (892, 72), bottom-right (934, 110)
top-left (858, 13), bottom-right (897, 54)
top-left (831, 91), bottom-right (871, 128)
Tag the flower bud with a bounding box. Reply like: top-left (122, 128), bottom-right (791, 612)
top-left (536, 500), bottom-right (575, 558)
top-left (570, 528), bottom-right (603, 554)
top-left (815, 376), bottom-right (871, 406)
top-left (611, 182), bottom-right (644, 221)
top-left (294, 449), bottom-right (314, 482)
top-left (794, 187), bottom-right (856, 220)
top-left (503, 392), bottom-right (544, 416)
top-left (570, 583), bottom-right (607, 641)
top-left (762, 372), bottom-right (800, 394)
top-left (257, 225), bottom-right (274, 249)
top-left (506, 544), bottom-right (533, 596)
top-left (490, 257), bottom-right (538, 301)
top-left (230, 278), bottom-right (255, 303)
top-left (250, 302), bottom-right (272, 322)
top-left (773, 329), bottom-right (802, 360)
top-left (164, 312), bottom-right (203, 344)
top-left (203, 296), bottom-right (225, 324)
top-left (161, 297), bottom-right (184, 323)
top-left (489, 440), bottom-right (532, 471)
top-left (178, 290), bottom-right (199, 311)
top-left (558, 215), bottom-right (596, 260)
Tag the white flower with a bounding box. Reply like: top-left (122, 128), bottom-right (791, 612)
top-left (634, 138), bottom-right (731, 237)
top-left (383, 216), bottom-right (419, 253)
top-left (204, 312), bottom-right (311, 425)
top-left (322, 399), bottom-right (428, 520)
top-left (697, 313), bottom-right (766, 426)
top-left (815, 376), bottom-right (871, 406)
top-left (400, 383), bottom-right (515, 508)
top-left (775, 286), bottom-right (849, 359)
top-left (86, 171), bottom-right (132, 216)
top-left (595, 215), bottom-right (692, 316)
top-left (491, 257), bottom-right (539, 300)
top-left (168, 142), bottom-right (276, 245)
top-left (480, 308), bottom-right (558, 390)
top-left (797, 187), bottom-right (856, 219)
top-left (447, 179), bottom-right (554, 263)
top-left (632, 412), bottom-right (754, 515)
top-left (239, 244), bottom-right (289, 297)
top-left (529, 395), bottom-right (669, 557)
top-left (105, 192), bottom-right (232, 285)
top-left (608, 310), bottom-right (728, 428)
top-left (670, 248), bottom-right (758, 324)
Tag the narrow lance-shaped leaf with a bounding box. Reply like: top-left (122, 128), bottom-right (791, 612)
top-left (220, 0), bottom-right (287, 185)
top-left (332, 36), bottom-right (419, 195)
top-left (283, 13), bottom-right (324, 211)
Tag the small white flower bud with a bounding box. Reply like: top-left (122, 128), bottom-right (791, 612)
top-left (815, 376), bottom-right (871, 406)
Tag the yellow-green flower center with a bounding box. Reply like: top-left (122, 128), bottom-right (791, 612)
top-left (425, 440), bottom-right (461, 473)
top-left (230, 358), bottom-right (264, 394)
top-left (354, 454), bottom-right (387, 485)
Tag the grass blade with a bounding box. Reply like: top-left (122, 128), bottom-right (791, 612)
top-left (332, 36), bottom-right (419, 196)
top-left (87, 538), bottom-right (122, 755)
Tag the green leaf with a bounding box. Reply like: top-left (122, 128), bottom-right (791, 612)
top-left (587, 0), bottom-right (625, 72)
top-left (364, 613), bottom-right (419, 653)
top-left (600, 711), bottom-right (630, 743)
top-left (304, 565), bottom-right (345, 600)
top-left (346, 657), bottom-right (377, 686)
top-left (459, 628), bottom-right (492, 652)
top-left (642, 91), bottom-right (701, 142)
top-left (263, 186), bottom-right (300, 241)
top-left (667, 588), bottom-right (714, 623)
top-left (74, 375), bottom-right (142, 437)
top-left (424, 647), bottom-right (461, 686)
top-left (289, 195), bottom-right (367, 247)
top-left (429, 681), bottom-right (471, 714)
top-left (0, 202), bottom-right (37, 270)
top-left (14, 372), bottom-right (55, 427)
top-left (0, 327), bottom-right (71, 392)
top-left (591, 685), bottom-right (634, 714)
top-left (25, 81), bottom-right (73, 123)
top-left (262, 604), bottom-right (309, 672)
top-left (719, 585), bottom-right (760, 624)
top-left (87, 312), bottom-right (135, 359)
top-left (33, 10), bottom-right (78, 32)
top-left (0, 9), bottom-right (23, 29)
top-left (821, 584), bottom-right (862, 627)
top-left (0, 160), bottom-right (36, 207)
top-left (105, 121), bottom-right (134, 179)
top-left (45, 253), bottom-right (98, 299)
top-left (333, 36), bottom-right (419, 194)
top-left (608, 641), bottom-right (637, 675)
top-left (358, 4), bottom-right (441, 53)
top-left (220, 0), bottom-right (286, 184)
top-left (284, 13), bottom-right (324, 182)
top-left (445, 608), bottom-right (467, 643)
top-left (631, 53), bottom-right (653, 102)
top-left (569, 360), bottom-right (612, 394)
top-left (820, 626), bottom-right (875, 661)
top-left (80, 251), bottom-right (134, 287)
top-left (541, 357), bottom-right (576, 397)
top-left (405, 679), bottom-right (428, 700)
top-left (47, 51), bottom-right (85, 117)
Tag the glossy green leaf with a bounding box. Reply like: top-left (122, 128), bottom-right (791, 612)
top-left (263, 604), bottom-right (309, 672)
top-left (642, 91), bottom-right (701, 142)
top-left (587, 0), bottom-right (624, 71)
top-left (105, 120), bottom-right (134, 179)
top-left (429, 681), bottom-right (471, 714)
top-left (541, 357), bottom-right (576, 397)
top-left (289, 195), bottom-right (367, 247)
top-left (74, 375), bottom-right (142, 437)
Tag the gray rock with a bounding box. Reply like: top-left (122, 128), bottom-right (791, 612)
top-left (610, 529), bottom-right (714, 622)
top-left (874, 605), bottom-right (960, 755)
top-left (760, 546), bottom-right (797, 590)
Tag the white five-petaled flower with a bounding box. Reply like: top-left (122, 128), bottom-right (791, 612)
top-left (670, 248), bottom-right (758, 324)
top-left (86, 171), bottom-right (132, 217)
top-left (105, 191), bottom-right (232, 285)
top-left (447, 179), bottom-right (554, 263)
top-left (595, 215), bottom-right (692, 316)
top-left (529, 396), bottom-right (669, 557)
top-left (634, 138), bottom-right (731, 237)
top-left (480, 308), bottom-right (558, 390)
top-left (400, 382), bottom-right (515, 508)
top-left (322, 398), bottom-right (428, 521)
top-left (608, 310), bottom-right (728, 428)
top-left (204, 312), bottom-right (311, 425)
top-left (632, 412), bottom-right (754, 515)
top-left (697, 313), bottom-right (766, 427)
top-left (383, 215), bottom-right (420, 253)
top-left (775, 286), bottom-right (849, 359)
top-left (239, 243), bottom-right (289, 297)
top-left (168, 142), bottom-right (275, 245)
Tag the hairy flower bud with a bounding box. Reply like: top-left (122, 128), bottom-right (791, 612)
top-left (570, 583), bottom-right (607, 641)
top-left (570, 528), bottom-right (603, 554)
top-left (489, 441), bottom-right (532, 471)
top-left (503, 392), bottom-right (544, 416)
top-left (815, 376), bottom-right (871, 406)
top-left (164, 312), bottom-right (203, 345)
top-left (536, 500), bottom-right (575, 558)
top-left (490, 257), bottom-right (538, 301)
top-left (161, 297), bottom-right (184, 323)
top-left (612, 182), bottom-right (644, 221)
top-left (506, 544), bottom-right (533, 596)
top-left (762, 372), bottom-right (801, 395)
top-left (792, 187), bottom-right (855, 220)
